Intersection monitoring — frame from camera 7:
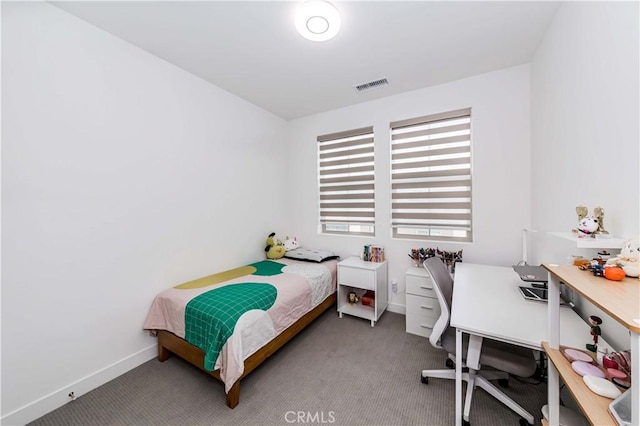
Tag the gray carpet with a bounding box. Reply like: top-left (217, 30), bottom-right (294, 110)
top-left (30, 311), bottom-right (548, 426)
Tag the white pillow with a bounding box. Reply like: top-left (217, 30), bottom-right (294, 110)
top-left (284, 247), bottom-right (339, 263)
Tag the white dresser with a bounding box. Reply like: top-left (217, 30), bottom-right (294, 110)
top-left (405, 267), bottom-right (441, 337)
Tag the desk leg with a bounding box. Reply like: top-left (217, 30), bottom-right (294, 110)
top-left (631, 332), bottom-right (639, 425)
top-left (455, 328), bottom-right (462, 426)
top-left (548, 362), bottom-right (559, 424)
top-left (547, 273), bottom-right (561, 425)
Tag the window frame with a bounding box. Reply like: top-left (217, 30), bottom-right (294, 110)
top-left (390, 108), bottom-right (473, 242)
top-left (317, 126), bottom-right (376, 237)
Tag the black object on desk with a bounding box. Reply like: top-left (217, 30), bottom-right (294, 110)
top-left (518, 286), bottom-right (571, 306)
top-left (519, 286), bottom-right (548, 301)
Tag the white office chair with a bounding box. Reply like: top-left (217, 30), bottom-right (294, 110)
top-left (421, 257), bottom-right (537, 426)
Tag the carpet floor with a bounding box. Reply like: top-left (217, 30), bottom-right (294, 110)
top-left (30, 310), bottom-right (548, 425)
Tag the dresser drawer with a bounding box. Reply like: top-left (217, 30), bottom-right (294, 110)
top-left (406, 294), bottom-right (441, 319)
top-left (338, 266), bottom-right (375, 291)
top-left (406, 273), bottom-right (436, 298)
top-left (406, 312), bottom-right (439, 337)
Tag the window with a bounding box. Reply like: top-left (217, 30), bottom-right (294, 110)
top-left (318, 126), bottom-right (375, 236)
top-left (390, 108), bottom-right (472, 242)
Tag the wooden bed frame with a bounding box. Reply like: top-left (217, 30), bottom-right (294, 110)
top-left (156, 291), bottom-right (336, 408)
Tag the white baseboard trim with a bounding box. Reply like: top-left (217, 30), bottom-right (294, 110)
top-left (386, 302), bottom-right (406, 315)
top-left (1, 344), bottom-right (157, 426)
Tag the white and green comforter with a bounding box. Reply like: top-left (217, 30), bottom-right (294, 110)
top-left (143, 258), bottom-right (337, 392)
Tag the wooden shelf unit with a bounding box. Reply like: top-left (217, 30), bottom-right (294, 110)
top-left (544, 265), bottom-right (639, 333)
top-left (542, 341), bottom-right (617, 425)
top-left (543, 264), bottom-right (639, 425)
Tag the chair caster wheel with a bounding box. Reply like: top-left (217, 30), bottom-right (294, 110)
top-left (446, 359), bottom-right (455, 369)
top-left (498, 378), bottom-right (509, 388)
top-left (518, 418), bottom-right (532, 426)
top-left (421, 375), bottom-right (429, 384)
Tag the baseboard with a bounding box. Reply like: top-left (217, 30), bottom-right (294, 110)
top-left (386, 301), bottom-right (406, 315)
top-left (1, 344), bottom-right (157, 426)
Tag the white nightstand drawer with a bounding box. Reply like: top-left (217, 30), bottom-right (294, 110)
top-left (406, 273), bottom-right (436, 298)
top-left (406, 294), bottom-right (441, 319)
top-left (338, 267), bottom-right (375, 291)
top-left (406, 313), bottom-right (439, 337)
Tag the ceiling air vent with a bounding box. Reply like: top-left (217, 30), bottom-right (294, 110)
top-left (354, 78), bottom-right (389, 92)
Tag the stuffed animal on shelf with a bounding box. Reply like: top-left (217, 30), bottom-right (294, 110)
top-left (264, 232), bottom-right (285, 260)
top-left (606, 238), bottom-right (640, 277)
top-left (575, 206), bottom-right (609, 236)
top-left (284, 236), bottom-right (299, 252)
top-left (577, 216), bottom-right (599, 237)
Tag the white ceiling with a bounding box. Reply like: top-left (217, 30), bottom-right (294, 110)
top-left (51, 1), bottom-right (561, 120)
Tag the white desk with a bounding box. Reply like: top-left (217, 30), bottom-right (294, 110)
top-left (450, 263), bottom-right (612, 426)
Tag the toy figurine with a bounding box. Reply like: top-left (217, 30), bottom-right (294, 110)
top-left (590, 261), bottom-right (605, 277)
top-left (586, 315), bottom-right (602, 352)
top-left (348, 291), bottom-right (359, 305)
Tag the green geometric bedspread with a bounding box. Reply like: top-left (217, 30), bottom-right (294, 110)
top-left (184, 282), bottom-right (277, 371)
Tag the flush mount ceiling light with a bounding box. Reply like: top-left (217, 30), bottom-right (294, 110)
top-left (295, 0), bottom-right (341, 42)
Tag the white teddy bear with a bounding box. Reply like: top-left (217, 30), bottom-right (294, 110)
top-left (606, 238), bottom-right (640, 277)
top-left (284, 236), bottom-right (299, 252)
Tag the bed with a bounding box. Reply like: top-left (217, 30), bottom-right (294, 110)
top-left (143, 256), bottom-right (338, 408)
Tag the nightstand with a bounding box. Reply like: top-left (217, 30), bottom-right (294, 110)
top-left (337, 257), bottom-right (388, 326)
top-left (405, 267), bottom-right (441, 337)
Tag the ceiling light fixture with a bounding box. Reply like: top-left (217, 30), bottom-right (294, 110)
top-left (295, 0), bottom-right (341, 42)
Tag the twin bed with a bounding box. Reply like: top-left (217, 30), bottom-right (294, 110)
top-left (143, 256), bottom-right (338, 408)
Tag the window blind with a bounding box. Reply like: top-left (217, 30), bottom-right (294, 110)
top-left (318, 126), bottom-right (375, 236)
top-left (390, 108), bottom-right (472, 242)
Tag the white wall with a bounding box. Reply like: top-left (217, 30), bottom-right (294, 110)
top-left (5, 1), bottom-right (638, 423)
top-left (530, 1), bottom-right (639, 350)
top-left (287, 65), bottom-right (532, 311)
top-left (1, 3), bottom-right (288, 424)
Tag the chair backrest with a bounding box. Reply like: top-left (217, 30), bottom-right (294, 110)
top-left (423, 257), bottom-right (454, 349)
